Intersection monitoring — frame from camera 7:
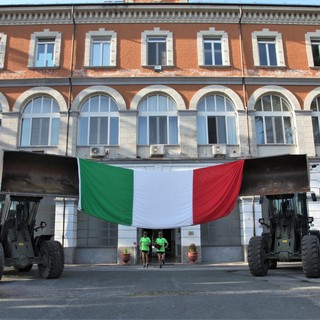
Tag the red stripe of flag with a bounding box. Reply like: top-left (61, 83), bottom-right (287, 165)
top-left (192, 160), bottom-right (245, 225)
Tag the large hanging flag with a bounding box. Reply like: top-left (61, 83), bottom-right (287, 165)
top-left (77, 158), bottom-right (244, 228)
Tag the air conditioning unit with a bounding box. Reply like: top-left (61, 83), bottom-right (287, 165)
top-left (90, 146), bottom-right (107, 158)
top-left (150, 144), bottom-right (165, 157)
top-left (212, 145), bottom-right (227, 156)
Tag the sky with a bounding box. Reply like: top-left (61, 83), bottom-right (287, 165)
top-left (0, 0), bottom-right (319, 5)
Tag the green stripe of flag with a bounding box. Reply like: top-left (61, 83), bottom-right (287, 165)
top-left (78, 159), bottom-right (134, 226)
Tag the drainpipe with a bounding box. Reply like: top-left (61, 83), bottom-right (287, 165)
top-left (62, 5), bottom-right (76, 248)
top-left (238, 6), bottom-right (251, 157)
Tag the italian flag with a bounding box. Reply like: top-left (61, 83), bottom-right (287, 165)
top-left (77, 158), bottom-right (244, 228)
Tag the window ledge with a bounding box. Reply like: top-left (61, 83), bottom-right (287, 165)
top-left (254, 65), bottom-right (287, 69)
top-left (28, 66), bottom-right (60, 70)
top-left (83, 65), bottom-right (117, 69)
top-left (256, 143), bottom-right (296, 146)
top-left (199, 64), bottom-right (231, 68)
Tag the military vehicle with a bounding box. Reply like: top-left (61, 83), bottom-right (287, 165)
top-left (0, 194), bottom-right (64, 280)
top-left (248, 192), bottom-right (320, 278)
top-left (0, 150), bottom-right (78, 280)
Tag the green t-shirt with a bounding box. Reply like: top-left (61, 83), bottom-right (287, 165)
top-left (140, 236), bottom-right (151, 251)
top-left (155, 237), bottom-right (168, 253)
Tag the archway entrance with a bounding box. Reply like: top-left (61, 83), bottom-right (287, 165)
top-left (138, 228), bottom-right (181, 263)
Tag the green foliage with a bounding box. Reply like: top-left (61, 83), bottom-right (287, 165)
top-left (188, 243), bottom-right (197, 253)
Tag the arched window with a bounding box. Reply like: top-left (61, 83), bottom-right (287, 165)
top-left (255, 94), bottom-right (293, 144)
top-left (137, 94), bottom-right (178, 145)
top-left (20, 96), bottom-right (60, 146)
top-left (78, 94), bottom-right (119, 146)
top-left (197, 94), bottom-right (237, 144)
top-left (311, 95), bottom-right (320, 144)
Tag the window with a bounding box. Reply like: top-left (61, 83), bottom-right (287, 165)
top-left (311, 40), bottom-right (320, 66)
top-left (203, 38), bottom-right (222, 66)
top-left (36, 38), bottom-right (55, 67)
top-left (252, 29), bottom-right (285, 67)
top-left (91, 37), bottom-right (110, 66)
top-left (78, 94), bottom-right (119, 146)
top-left (138, 94), bottom-right (178, 145)
top-left (0, 33), bottom-right (7, 69)
top-left (197, 28), bottom-right (230, 67)
top-left (20, 96), bottom-right (60, 147)
top-left (306, 31), bottom-right (320, 68)
top-left (141, 28), bottom-right (173, 67)
top-left (258, 38), bottom-right (277, 66)
top-left (311, 95), bottom-right (320, 144)
top-left (255, 94), bottom-right (293, 144)
top-left (147, 37), bottom-right (166, 66)
top-left (28, 29), bottom-right (61, 68)
top-left (84, 29), bottom-right (117, 68)
top-left (77, 211), bottom-right (117, 247)
top-left (197, 94), bottom-right (237, 145)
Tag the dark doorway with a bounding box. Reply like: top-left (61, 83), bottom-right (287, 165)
top-left (139, 228), bottom-right (175, 263)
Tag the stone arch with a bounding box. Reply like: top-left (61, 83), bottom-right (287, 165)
top-left (13, 87), bottom-right (67, 113)
top-left (130, 85), bottom-right (186, 111)
top-left (247, 85), bottom-right (301, 111)
top-left (304, 88), bottom-right (320, 110)
top-left (189, 85), bottom-right (244, 111)
top-left (0, 92), bottom-right (9, 113)
top-left (71, 86), bottom-right (126, 111)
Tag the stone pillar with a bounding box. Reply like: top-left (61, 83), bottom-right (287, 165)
top-left (239, 196), bottom-right (262, 262)
top-left (117, 225), bottom-right (138, 264)
top-left (181, 224), bottom-right (201, 263)
top-left (54, 197), bottom-right (78, 264)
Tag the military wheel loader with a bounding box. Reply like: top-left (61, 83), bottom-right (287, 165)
top-left (248, 192), bottom-right (320, 278)
top-left (0, 194), bottom-right (64, 280)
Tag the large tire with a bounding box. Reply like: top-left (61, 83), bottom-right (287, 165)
top-left (248, 236), bottom-right (269, 276)
top-left (302, 235), bottom-right (320, 278)
top-left (38, 240), bottom-right (64, 279)
top-left (0, 242), bottom-right (4, 281)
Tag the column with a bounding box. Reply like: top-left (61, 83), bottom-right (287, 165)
top-left (181, 224), bottom-right (201, 263)
top-left (239, 196), bottom-right (262, 262)
top-left (54, 197), bottom-right (78, 264)
top-left (117, 225), bottom-right (138, 264)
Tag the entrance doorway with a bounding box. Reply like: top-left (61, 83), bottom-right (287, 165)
top-left (138, 228), bottom-right (181, 263)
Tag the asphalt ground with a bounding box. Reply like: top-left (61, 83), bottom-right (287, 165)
top-left (1, 262), bottom-right (320, 320)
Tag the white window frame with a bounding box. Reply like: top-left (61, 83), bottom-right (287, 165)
top-left (306, 30), bottom-right (320, 68)
top-left (311, 95), bottom-right (320, 144)
top-left (255, 94), bottom-right (294, 145)
top-left (141, 28), bottom-right (173, 67)
top-left (28, 29), bottom-right (61, 68)
top-left (84, 28), bottom-right (117, 68)
top-left (78, 94), bottom-right (119, 146)
top-left (137, 94), bottom-right (178, 145)
top-left (0, 33), bottom-right (7, 69)
top-left (252, 29), bottom-right (285, 67)
top-left (197, 28), bottom-right (230, 67)
top-left (20, 96), bottom-right (60, 147)
top-left (197, 94), bottom-right (237, 145)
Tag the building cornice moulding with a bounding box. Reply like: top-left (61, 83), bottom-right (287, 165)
top-left (0, 4), bottom-right (319, 26)
top-left (0, 76), bottom-right (319, 87)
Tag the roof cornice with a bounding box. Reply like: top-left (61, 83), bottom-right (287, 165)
top-left (0, 4), bottom-right (319, 25)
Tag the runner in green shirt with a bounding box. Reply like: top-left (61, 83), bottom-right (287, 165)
top-left (155, 231), bottom-right (169, 268)
top-left (139, 231), bottom-right (151, 268)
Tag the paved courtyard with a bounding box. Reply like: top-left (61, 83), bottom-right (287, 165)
top-left (1, 262), bottom-right (320, 319)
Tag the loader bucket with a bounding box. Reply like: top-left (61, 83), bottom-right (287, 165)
top-left (240, 154), bottom-right (310, 196)
top-left (0, 150), bottom-right (78, 197)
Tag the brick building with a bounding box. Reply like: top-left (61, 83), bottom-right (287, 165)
top-left (0, 1), bottom-right (320, 264)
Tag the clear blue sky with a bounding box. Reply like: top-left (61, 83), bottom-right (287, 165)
top-left (0, 0), bottom-right (319, 5)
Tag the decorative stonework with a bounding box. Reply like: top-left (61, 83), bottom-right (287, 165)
top-left (0, 5), bottom-right (318, 26)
